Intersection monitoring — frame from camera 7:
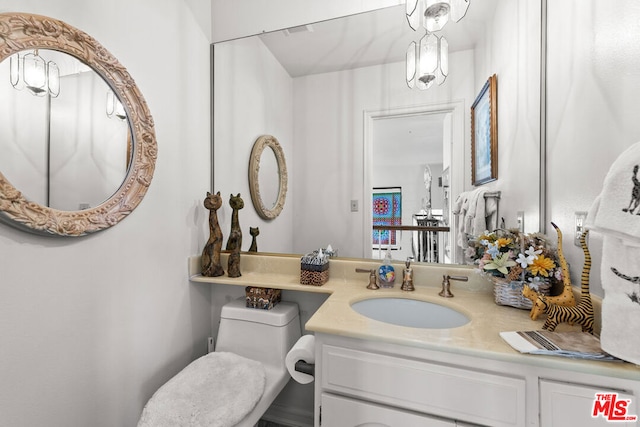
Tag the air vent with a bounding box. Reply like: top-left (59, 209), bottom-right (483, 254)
top-left (282, 24), bottom-right (314, 36)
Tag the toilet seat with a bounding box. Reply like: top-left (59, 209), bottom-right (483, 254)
top-left (138, 352), bottom-right (266, 427)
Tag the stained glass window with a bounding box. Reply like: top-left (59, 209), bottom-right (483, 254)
top-left (372, 187), bottom-right (402, 249)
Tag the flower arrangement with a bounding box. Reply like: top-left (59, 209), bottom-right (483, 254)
top-left (467, 228), bottom-right (563, 292)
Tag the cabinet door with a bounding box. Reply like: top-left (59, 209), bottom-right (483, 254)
top-left (540, 380), bottom-right (637, 426)
top-left (321, 393), bottom-right (455, 427)
top-left (322, 345), bottom-right (525, 426)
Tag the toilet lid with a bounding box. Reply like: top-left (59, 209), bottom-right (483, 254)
top-left (138, 352), bottom-right (266, 427)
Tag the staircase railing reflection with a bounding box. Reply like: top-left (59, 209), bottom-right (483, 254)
top-left (373, 224), bottom-right (450, 263)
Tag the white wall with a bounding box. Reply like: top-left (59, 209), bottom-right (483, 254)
top-left (213, 36), bottom-right (295, 254)
top-left (473, 0), bottom-right (541, 232)
top-left (547, 0), bottom-right (640, 297)
top-left (292, 51), bottom-right (475, 258)
top-left (0, 1), bottom-right (212, 426)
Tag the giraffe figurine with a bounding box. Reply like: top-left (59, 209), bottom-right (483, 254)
top-left (534, 230), bottom-right (595, 334)
top-left (201, 191), bottom-right (225, 277)
top-left (226, 193), bottom-right (244, 278)
top-left (522, 222), bottom-right (576, 320)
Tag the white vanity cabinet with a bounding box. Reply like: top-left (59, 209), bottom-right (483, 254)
top-left (321, 393), bottom-right (458, 426)
top-left (540, 380), bottom-right (637, 426)
top-left (314, 333), bottom-right (640, 427)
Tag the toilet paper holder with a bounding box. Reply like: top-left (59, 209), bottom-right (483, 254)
top-left (294, 360), bottom-right (315, 377)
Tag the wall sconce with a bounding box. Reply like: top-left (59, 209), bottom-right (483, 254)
top-left (9, 50), bottom-right (60, 97)
top-left (106, 90), bottom-right (127, 121)
top-left (405, 0), bottom-right (468, 90)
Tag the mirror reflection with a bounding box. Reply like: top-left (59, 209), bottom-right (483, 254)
top-left (0, 49), bottom-right (130, 211)
top-left (213, 1), bottom-right (541, 262)
top-left (258, 147), bottom-right (280, 210)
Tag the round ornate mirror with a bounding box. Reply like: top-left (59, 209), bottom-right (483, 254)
top-left (0, 13), bottom-right (157, 236)
top-left (248, 135), bottom-right (287, 220)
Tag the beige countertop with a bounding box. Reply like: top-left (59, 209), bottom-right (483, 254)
top-left (189, 253), bottom-right (640, 380)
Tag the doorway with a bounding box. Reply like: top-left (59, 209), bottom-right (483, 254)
top-left (363, 101), bottom-right (465, 264)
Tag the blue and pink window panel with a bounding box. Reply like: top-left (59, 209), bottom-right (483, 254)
top-left (372, 187), bottom-right (402, 249)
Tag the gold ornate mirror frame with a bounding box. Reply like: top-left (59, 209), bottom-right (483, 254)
top-left (248, 135), bottom-right (287, 220)
top-left (0, 12), bottom-right (157, 236)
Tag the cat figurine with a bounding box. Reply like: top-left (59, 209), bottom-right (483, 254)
top-left (226, 193), bottom-right (244, 278)
top-left (248, 227), bottom-right (259, 252)
top-left (201, 191), bottom-right (224, 277)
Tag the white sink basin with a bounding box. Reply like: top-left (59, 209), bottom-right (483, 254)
top-left (351, 298), bottom-right (470, 329)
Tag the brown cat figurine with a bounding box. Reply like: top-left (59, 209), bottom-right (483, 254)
top-left (248, 227), bottom-right (259, 252)
top-left (201, 191), bottom-right (224, 277)
top-left (226, 193), bottom-right (244, 278)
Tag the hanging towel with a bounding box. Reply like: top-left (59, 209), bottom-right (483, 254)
top-left (585, 141), bottom-right (640, 241)
top-left (585, 141), bottom-right (640, 365)
top-left (453, 188), bottom-right (489, 249)
top-left (598, 236), bottom-right (640, 364)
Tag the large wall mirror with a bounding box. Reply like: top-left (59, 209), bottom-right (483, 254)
top-left (0, 13), bottom-right (157, 237)
top-left (213, 0), bottom-right (542, 262)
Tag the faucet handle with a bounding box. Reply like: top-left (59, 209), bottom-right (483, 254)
top-left (356, 268), bottom-right (379, 290)
top-left (439, 274), bottom-right (468, 298)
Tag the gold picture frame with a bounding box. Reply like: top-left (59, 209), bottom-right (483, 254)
top-left (471, 74), bottom-right (498, 186)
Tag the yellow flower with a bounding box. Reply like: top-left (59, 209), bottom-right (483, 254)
top-left (496, 237), bottom-right (512, 248)
top-left (528, 255), bottom-right (556, 277)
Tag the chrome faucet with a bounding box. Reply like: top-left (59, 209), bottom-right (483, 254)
top-left (355, 268), bottom-right (379, 290)
top-left (439, 274), bottom-right (468, 298)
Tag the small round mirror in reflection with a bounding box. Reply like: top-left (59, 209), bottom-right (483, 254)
top-left (258, 146), bottom-right (280, 209)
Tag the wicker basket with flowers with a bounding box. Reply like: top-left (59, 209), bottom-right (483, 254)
top-left (466, 228), bottom-right (563, 309)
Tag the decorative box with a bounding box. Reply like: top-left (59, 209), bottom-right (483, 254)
top-left (245, 286), bottom-right (282, 310)
top-left (300, 250), bottom-right (330, 286)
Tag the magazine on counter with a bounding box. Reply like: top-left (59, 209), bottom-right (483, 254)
top-left (500, 330), bottom-right (621, 361)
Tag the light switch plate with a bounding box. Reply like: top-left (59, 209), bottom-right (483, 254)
top-left (350, 200), bottom-right (359, 212)
top-left (575, 211), bottom-right (588, 247)
top-left (516, 211), bottom-right (524, 232)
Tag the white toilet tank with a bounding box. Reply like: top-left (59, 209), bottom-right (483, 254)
top-left (215, 298), bottom-right (301, 369)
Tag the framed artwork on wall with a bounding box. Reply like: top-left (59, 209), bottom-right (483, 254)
top-left (372, 187), bottom-right (402, 249)
top-left (471, 74), bottom-right (498, 186)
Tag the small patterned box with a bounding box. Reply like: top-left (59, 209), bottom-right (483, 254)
top-left (300, 251), bottom-right (330, 286)
top-left (245, 286), bottom-right (282, 309)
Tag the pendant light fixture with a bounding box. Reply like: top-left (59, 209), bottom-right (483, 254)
top-left (9, 50), bottom-right (60, 98)
top-left (405, 0), bottom-right (469, 90)
top-left (106, 89), bottom-right (127, 121)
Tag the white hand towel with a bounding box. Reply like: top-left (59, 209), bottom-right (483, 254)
top-left (585, 141), bottom-right (640, 242)
top-left (599, 235), bottom-right (640, 365)
top-left (585, 141), bottom-right (640, 365)
top-left (468, 188), bottom-right (488, 236)
top-left (453, 191), bottom-right (472, 249)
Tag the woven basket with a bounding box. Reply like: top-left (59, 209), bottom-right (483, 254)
top-left (491, 277), bottom-right (552, 310)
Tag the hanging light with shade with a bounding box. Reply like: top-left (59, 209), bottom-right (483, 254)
top-left (405, 0), bottom-right (469, 90)
top-left (9, 50), bottom-right (60, 97)
top-left (106, 89), bottom-right (127, 121)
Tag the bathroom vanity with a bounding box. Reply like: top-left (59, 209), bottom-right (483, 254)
top-left (189, 253), bottom-right (640, 427)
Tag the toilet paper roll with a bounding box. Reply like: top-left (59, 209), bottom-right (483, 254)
top-left (286, 335), bottom-right (315, 384)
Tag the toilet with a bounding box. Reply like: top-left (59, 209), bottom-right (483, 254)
top-left (138, 297), bottom-right (301, 427)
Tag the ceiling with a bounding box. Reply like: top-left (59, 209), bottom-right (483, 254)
top-left (258, 2), bottom-right (498, 78)
top-left (253, 2), bottom-right (497, 169)
top-left (373, 113), bottom-right (447, 167)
